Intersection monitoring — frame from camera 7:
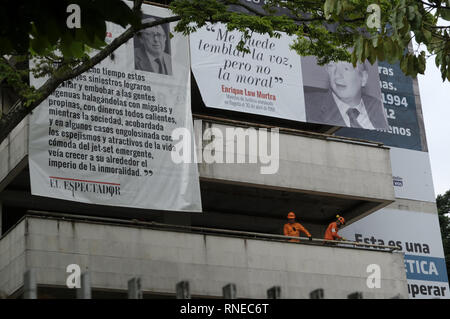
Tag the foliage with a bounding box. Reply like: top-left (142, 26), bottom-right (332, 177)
top-left (437, 190), bottom-right (450, 279)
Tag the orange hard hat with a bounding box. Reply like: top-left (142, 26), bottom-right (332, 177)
top-left (287, 212), bottom-right (295, 219)
top-left (336, 215), bottom-right (345, 224)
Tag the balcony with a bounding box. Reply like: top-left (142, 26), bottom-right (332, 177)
top-left (0, 114), bottom-right (395, 236)
top-left (194, 116), bottom-right (395, 228)
top-left (0, 214), bottom-right (407, 298)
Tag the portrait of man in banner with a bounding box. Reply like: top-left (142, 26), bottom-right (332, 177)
top-left (134, 15), bottom-right (173, 75)
top-left (304, 60), bottom-right (388, 129)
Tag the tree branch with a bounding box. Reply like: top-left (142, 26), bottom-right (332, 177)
top-left (0, 15), bottom-right (181, 144)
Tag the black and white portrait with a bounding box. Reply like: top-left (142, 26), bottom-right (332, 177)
top-left (303, 57), bottom-right (388, 129)
top-left (134, 15), bottom-right (172, 75)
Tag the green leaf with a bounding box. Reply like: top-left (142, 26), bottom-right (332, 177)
top-left (407, 54), bottom-right (417, 77)
top-left (364, 39), bottom-right (372, 62)
top-left (417, 51), bottom-right (426, 74)
top-left (376, 44), bottom-right (385, 61)
top-left (371, 36), bottom-right (379, 48)
top-left (422, 29), bottom-right (432, 43)
top-left (324, 0), bottom-right (337, 19)
top-left (354, 36), bottom-right (364, 62)
top-left (400, 55), bottom-right (408, 74)
top-left (440, 7), bottom-right (450, 21)
top-left (407, 5), bottom-right (416, 21)
top-left (383, 37), bottom-right (393, 58)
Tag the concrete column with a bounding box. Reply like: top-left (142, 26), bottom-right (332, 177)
top-left (176, 281), bottom-right (190, 299)
top-left (0, 201), bottom-right (2, 237)
top-left (24, 269), bottom-right (37, 299)
top-left (222, 283), bottom-right (236, 299)
top-left (310, 288), bottom-right (324, 299)
top-left (267, 286), bottom-right (281, 299)
top-left (347, 292), bottom-right (363, 299)
top-left (76, 273), bottom-right (91, 299)
top-left (128, 277), bottom-right (143, 299)
top-left (0, 200), bottom-right (3, 237)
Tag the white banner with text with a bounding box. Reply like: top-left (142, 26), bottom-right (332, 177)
top-left (190, 23), bottom-right (389, 130)
top-left (29, 4), bottom-right (202, 212)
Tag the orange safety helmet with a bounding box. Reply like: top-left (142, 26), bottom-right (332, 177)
top-left (287, 212), bottom-right (296, 219)
top-left (336, 215), bottom-right (345, 225)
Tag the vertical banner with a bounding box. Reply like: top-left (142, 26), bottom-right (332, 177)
top-left (28, 4), bottom-right (202, 212)
top-left (190, 23), bottom-right (306, 122)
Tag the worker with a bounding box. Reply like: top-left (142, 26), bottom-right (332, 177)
top-left (324, 215), bottom-right (346, 241)
top-left (283, 212), bottom-right (312, 242)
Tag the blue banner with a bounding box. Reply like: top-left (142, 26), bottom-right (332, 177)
top-left (404, 255), bottom-right (449, 283)
top-left (336, 61), bottom-right (423, 151)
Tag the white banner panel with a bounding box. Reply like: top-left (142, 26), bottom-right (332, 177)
top-left (341, 209), bottom-right (449, 299)
top-left (190, 24), bottom-right (389, 130)
top-left (190, 23), bottom-right (306, 122)
top-left (390, 147), bottom-right (436, 203)
top-left (29, 4), bottom-right (202, 212)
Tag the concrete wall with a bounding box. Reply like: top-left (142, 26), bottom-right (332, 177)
top-left (0, 220), bottom-right (27, 295)
top-left (195, 120), bottom-right (395, 203)
top-left (0, 116), bottom-right (28, 191)
top-left (0, 216), bottom-right (408, 298)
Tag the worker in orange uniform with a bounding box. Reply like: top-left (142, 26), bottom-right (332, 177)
top-left (324, 215), bottom-right (346, 241)
top-left (283, 212), bottom-right (312, 242)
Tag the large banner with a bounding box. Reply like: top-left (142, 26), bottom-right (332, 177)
top-left (301, 56), bottom-right (388, 130)
top-left (336, 61), bottom-right (423, 151)
top-left (29, 4), bottom-right (202, 212)
top-left (190, 23), bottom-right (306, 122)
top-left (341, 209), bottom-right (450, 299)
top-left (190, 24), bottom-right (389, 130)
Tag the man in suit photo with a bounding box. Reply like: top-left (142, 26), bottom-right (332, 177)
top-left (134, 16), bottom-right (173, 75)
top-left (305, 61), bottom-right (388, 129)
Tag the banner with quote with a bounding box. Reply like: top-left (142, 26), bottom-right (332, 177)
top-left (190, 23), bottom-right (389, 130)
top-left (28, 4), bottom-right (202, 212)
top-left (190, 23), bottom-right (306, 122)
